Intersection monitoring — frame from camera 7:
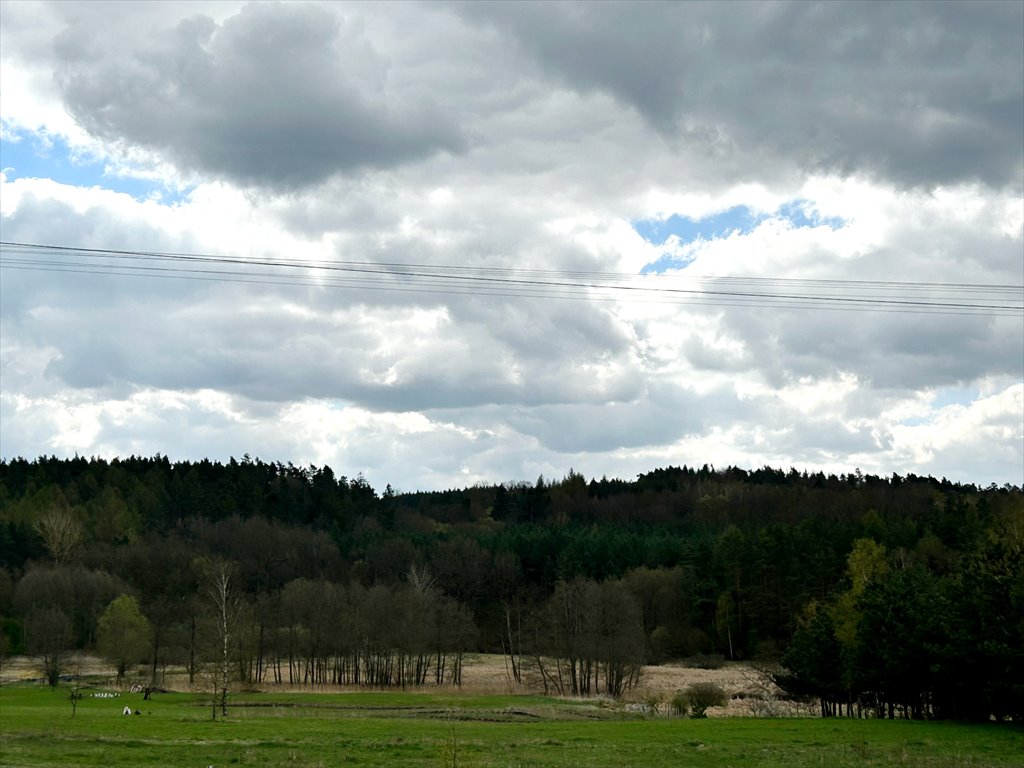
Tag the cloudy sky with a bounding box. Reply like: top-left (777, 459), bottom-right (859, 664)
top-left (2, 0), bottom-right (1022, 491)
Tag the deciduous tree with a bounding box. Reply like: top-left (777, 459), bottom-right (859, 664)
top-left (34, 508), bottom-right (83, 566)
top-left (97, 594), bottom-right (151, 686)
top-left (25, 606), bottom-right (73, 687)
top-left (197, 559), bottom-right (241, 719)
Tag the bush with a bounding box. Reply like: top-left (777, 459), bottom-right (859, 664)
top-left (684, 682), bottom-right (727, 718)
top-left (670, 690), bottom-right (689, 717)
top-left (643, 692), bottom-right (664, 715)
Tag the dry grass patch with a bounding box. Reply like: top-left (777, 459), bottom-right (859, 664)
top-left (3, 652), bottom-right (798, 716)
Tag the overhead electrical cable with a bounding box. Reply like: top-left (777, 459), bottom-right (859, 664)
top-left (1, 240), bottom-right (1021, 317)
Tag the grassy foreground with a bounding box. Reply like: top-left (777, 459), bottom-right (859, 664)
top-left (1, 685), bottom-right (1021, 768)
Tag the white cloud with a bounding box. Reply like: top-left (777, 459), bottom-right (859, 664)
top-left (1, 1), bottom-right (1021, 490)
top-left (889, 382), bottom-right (1024, 482)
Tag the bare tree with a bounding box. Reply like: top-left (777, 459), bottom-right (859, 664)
top-left (198, 559), bottom-right (241, 719)
top-left (34, 508), bottom-right (83, 566)
top-left (69, 663), bottom-right (82, 718)
top-left (502, 601), bottom-right (524, 686)
top-left (534, 578), bottom-right (644, 698)
top-left (742, 664), bottom-right (785, 717)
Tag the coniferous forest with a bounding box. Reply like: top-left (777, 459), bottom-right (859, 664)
top-left (1, 456), bottom-right (1020, 721)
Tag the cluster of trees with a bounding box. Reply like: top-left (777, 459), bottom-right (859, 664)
top-left (245, 571), bottom-right (477, 688)
top-left (0, 456), bottom-right (1020, 721)
top-left (530, 577), bottom-right (644, 697)
top-left (778, 521), bottom-right (1024, 721)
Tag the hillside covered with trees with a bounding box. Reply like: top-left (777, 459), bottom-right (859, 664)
top-left (1, 456), bottom-right (1020, 720)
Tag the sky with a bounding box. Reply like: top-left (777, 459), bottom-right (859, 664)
top-left (1, 0), bottom-right (1022, 492)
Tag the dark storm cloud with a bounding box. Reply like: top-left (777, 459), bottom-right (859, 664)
top-left (52, 2), bottom-right (464, 189)
top-left (452, 0), bottom-right (1024, 188)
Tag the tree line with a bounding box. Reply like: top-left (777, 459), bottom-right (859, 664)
top-left (777, 524), bottom-right (1023, 721)
top-left (0, 456), bottom-right (1020, 720)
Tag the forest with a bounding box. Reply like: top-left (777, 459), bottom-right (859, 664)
top-left (0, 455), bottom-right (1021, 721)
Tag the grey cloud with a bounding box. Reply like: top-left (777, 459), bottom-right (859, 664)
top-left (2, 187), bottom-right (648, 414)
top-left (869, 315), bottom-right (1018, 388)
top-left (775, 418), bottom-right (886, 458)
top-left (502, 384), bottom-right (708, 454)
top-left (20, 280), bottom-right (644, 413)
top-left (717, 305), bottom-right (1022, 393)
top-left (681, 334), bottom-right (749, 373)
top-left (0, 194), bottom-right (210, 323)
top-left (457, 298), bottom-right (633, 360)
top-left (681, 195), bottom-right (1024, 392)
top-left (52, 2), bottom-right (465, 189)
top-left (452, 0), bottom-right (1024, 188)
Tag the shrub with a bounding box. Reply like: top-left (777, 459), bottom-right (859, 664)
top-left (643, 692), bottom-right (664, 715)
top-left (684, 682), bottom-right (727, 718)
top-left (670, 690), bottom-right (689, 717)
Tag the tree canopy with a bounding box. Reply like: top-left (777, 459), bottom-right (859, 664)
top-left (1, 455), bottom-right (1020, 719)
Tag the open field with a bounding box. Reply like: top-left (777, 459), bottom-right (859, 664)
top-left (0, 653), bottom-right (784, 716)
top-left (2, 682), bottom-right (1022, 768)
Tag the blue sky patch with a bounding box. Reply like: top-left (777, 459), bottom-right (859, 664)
top-left (776, 200), bottom-right (846, 231)
top-left (1, 130), bottom-right (187, 203)
top-left (930, 386), bottom-right (977, 410)
top-left (636, 201), bottom-right (846, 274)
top-left (641, 252), bottom-right (697, 274)
top-left (634, 206), bottom-right (760, 246)
top-left (900, 387), bottom-right (978, 426)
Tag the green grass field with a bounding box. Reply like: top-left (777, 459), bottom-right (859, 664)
top-left (2, 684), bottom-right (1021, 768)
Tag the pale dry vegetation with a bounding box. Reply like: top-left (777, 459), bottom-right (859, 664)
top-left (2, 652), bottom-right (796, 717)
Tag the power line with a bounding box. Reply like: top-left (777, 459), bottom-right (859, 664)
top-left (1, 240), bottom-right (1021, 316)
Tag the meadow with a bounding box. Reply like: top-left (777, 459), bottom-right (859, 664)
top-left (2, 684), bottom-right (1022, 768)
